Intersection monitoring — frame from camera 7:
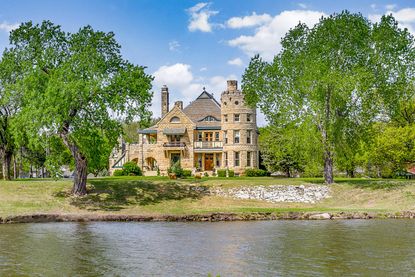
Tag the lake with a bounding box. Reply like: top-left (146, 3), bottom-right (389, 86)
top-left (1, 220), bottom-right (414, 276)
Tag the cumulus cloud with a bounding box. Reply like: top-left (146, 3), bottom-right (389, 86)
top-left (369, 7), bottom-right (415, 34)
top-left (385, 4), bottom-right (397, 10)
top-left (227, 57), bottom-right (243, 66)
top-left (0, 21), bottom-right (19, 33)
top-left (168, 40), bottom-right (180, 52)
top-left (226, 12), bottom-right (272, 29)
top-left (186, 2), bottom-right (218, 32)
top-left (228, 10), bottom-right (325, 61)
top-left (152, 63), bottom-right (237, 117)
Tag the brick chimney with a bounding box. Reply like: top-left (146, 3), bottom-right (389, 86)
top-left (174, 101), bottom-right (183, 110)
top-left (161, 85), bottom-right (169, 117)
top-left (227, 80), bottom-right (238, 92)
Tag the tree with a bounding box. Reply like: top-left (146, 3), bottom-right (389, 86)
top-left (0, 50), bottom-right (21, 180)
top-left (9, 21), bottom-right (153, 195)
top-left (243, 12), bottom-right (415, 184)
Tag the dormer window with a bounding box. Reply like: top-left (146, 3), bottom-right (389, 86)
top-left (200, 115), bottom-right (219, 122)
top-left (170, 116), bottom-right (180, 123)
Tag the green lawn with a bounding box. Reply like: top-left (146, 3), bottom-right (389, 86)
top-left (1, 176), bottom-right (415, 217)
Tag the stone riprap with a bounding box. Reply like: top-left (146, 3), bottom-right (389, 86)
top-left (211, 185), bottom-right (330, 203)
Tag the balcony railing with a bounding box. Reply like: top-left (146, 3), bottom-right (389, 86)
top-left (194, 141), bottom-right (223, 149)
top-left (163, 142), bottom-right (186, 147)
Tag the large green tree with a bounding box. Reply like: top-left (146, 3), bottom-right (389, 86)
top-left (243, 12), bottom-right (415, 184)
top-left (9, 21), bottom-right (153, 195)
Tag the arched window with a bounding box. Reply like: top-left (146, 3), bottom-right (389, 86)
top-left (170, 116), bottom-right (180, 123)
top-left (199, 115), bottom-right (219, 122)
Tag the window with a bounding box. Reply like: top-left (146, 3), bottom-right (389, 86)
top-left (235, 151), bottom-right (240, 167)
top-left (170, 116), bottom-right (180, 123)
top-left (247, 130), bottom-right (252, 144)
top-left (200, 116), bottom-right (219, 122)
top-left (215, 153), bottom-right (220, 167)
top-left (224, 131), bottom-right (228, 144)
top-left (225, 152), bottom-right (228, 166)
top-left (247, 114), bottom-right (251, 122)
top-left (247, 151), bottom-right (251, 167)
top-left (215, 132), bottom-right (219, 141)
top-left (224, 114), bottom-right (228, 122)
top-left (234, 114), bottom-right (240, 122)
top-left (234, 130), bottom-right (240, 144)
top-left (198, 132), bottom-right (202, 141)
top-left (235, 101), bottom-right (239, 105)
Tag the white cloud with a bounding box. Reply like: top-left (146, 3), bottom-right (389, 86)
top-left (228, 10), bottom-right (325, 61)
top-left (298, 3), bottom-right (308, 9)
top-left (186, 2), bottom-right (218, 32)
top-left (385, 4), bottom-right (397, 10)
top-left (0, 21), bottom-right (19, 33)
top-left (152, 63), bottom-right (236, 117)
top-left (227, 57), bottom-right (243, 66)
top-left (369, 7), bottom-right (415, 34)
top-left (370, 4), bottom-right (377, 10)
top-left (200, 67), bottom-right (207, 71)
top-left (168, 40), bottom-right (180, 52)
top-left (226, 12), bottom-right (272, 29)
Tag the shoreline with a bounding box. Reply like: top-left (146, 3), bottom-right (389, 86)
top-left (2, 211), bottom-right (415, 224)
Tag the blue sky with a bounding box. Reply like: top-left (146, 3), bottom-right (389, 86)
top-left (1, 0), bottom-right (415, 125)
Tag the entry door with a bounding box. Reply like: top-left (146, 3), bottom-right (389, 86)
top-left (204, 154), bottom-right (214, 171)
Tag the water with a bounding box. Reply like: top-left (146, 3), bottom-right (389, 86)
top-left (1, 220), bottom-right (415, 276)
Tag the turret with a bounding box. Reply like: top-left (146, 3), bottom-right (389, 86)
top-left (221, 80), bottom-right (258, 172)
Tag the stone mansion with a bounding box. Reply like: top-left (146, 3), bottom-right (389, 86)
top-left (109, 80), bottom-right (259, 175)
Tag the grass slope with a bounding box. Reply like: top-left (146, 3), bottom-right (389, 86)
top-left (1, 177), bottom-right (415, 217)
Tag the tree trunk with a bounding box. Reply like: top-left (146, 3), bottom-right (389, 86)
top-left (323, 147), bottom-right (334, 184)
top-left (1, 150), bottom-right (12, 180)
top-left (72, 151), bottom-right (88, 195)
top-left (322, 85), bottom-right (334, 184)
top-left (13, 154), bottom-right (17, 179)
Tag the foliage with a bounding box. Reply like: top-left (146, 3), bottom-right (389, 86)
top-left (242, 12), bottom-right (415, 184)
top-left (167, 161), bottom-right (183, 177)
top-left (245, 168), bottom-right (269, 177)
top-left (228, 170), bottom-right (235, 177)
top-left (122, 161), bottom-right (142, 176)
top-left (182, 169), bottom-right (192, 178)
top-left (217, 169), bottom-right (226, 177)
top-left (113, 170), bottom-right (125, 176)
top-left (7, 21), bottom-right (153, 195)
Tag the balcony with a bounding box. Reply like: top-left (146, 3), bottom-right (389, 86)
top-left (194, 141), bottom-right (223, 149)
top-left (163, 142), bottom-right (186, 147)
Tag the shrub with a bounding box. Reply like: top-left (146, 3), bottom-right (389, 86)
top-left (217, 169), bottom-right (227, 177)
top-left (204, 172), bottom-right (209, 177)
top-left (113, 169), bottom-right (125, 176)
top-left (228, 170), bottom-right (235, 177)
top-left (168, 161), bottom-right (183, 177)
top-left (122, 161), bottom-right (142, 176)
top-left (245, 168), bottom-right (268, 177)
top-left (182, 169), bottom-right (192, 178)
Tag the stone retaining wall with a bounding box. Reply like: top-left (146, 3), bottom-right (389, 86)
top-left (211, 185), bottom-right (330, 203)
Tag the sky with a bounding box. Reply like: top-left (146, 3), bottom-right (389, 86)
top-left (0, 0), bottom-right (415, 125)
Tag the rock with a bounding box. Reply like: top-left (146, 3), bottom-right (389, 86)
top-left (309, 213), bottom-right (331, 220)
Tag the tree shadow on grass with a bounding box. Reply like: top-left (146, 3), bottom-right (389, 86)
top-left (64, 179), bottom-right (208, 211)
top-left (332, 179), bottom-right (410, 190)
top-left (301, 178), bottom-right (412, 190)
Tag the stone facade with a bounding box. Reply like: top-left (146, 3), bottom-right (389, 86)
top-left (109, 80), bottom-right (259, 175)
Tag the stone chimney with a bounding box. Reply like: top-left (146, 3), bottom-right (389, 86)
top-left (161, 85), bottom-right (169, 117)
top-left (174, 101), bottom-right (183, 110)
top-left (227, 80), bottom-right (238, 92)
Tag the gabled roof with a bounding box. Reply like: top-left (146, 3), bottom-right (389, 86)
top-left (182, 89), bottom-right (221, 126)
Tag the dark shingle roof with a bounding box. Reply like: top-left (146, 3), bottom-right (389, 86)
top-left (183, 90), bottom-right (221, 126)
